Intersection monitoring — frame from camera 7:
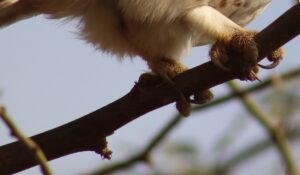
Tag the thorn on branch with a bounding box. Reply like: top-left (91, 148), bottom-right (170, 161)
top-left (94, 138), bottom-right (112, 160)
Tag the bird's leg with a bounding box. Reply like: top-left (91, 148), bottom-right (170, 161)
top-left (210, 31), bottom-right (284, 80)
top-left (184, 6), bottom-right (283, 81)
top-left (210, 31), bottom-right (260, 81)
top-left (145, 58), bottom-right (190, 116)
top-left (143, 58), bottom-right (212, 116)
top-left (184, 6), bottom-right (258, 80)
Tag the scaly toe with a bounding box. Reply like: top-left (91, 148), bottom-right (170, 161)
top-left (238, 64), bottom-right (260, 81)
top-left (230, 32), bottom-right (258, 69)
top-left (210, 40), bottom-right (231, 71)
top-left (176, 98), bottom-right (191, 117)
top-left (210, 31), bottom-right (259, 81)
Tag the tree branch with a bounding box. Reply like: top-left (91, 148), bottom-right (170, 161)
top-left (89, 67), bottom-right (300, 175)
top-left (0, 4), bottom-right (299, 175)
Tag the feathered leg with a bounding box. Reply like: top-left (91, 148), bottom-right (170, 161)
top-left (184, 6), bottom-right (283, 80)
top-left (140, 57), bottom-right (213, 117)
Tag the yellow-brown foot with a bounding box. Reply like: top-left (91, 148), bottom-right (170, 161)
top-left (135, 72), bottom-right (191, 116)
top-left (145, 58), bottom-right (213, 116)
top-left (210, 31), bottom-right (284, 81)
top-left (210, 31), bottom-right (259, 81)
top-left (137, 72), bottom-right (214, 115)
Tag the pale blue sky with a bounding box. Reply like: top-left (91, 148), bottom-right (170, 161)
top-left (0, 1), bottom-right (299, 174)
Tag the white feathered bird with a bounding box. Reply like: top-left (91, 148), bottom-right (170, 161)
top-left (0, 0), bottom-right (282, 116)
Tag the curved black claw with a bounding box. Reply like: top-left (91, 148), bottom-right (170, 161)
top-left (258, 60), bottom-right (280, 69)
top-left (259, 47), bottom-right (284, 69)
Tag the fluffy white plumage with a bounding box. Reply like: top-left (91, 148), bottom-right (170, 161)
top-left (0, 0), bottom-right (271, 60)
top-left (0, 0), bottom-right (274, 115)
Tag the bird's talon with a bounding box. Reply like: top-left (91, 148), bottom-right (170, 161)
top-left (210, 31), bottom-right (260, 81)
top-left (250, 70), bottom-right (261, 82)
top-left (258, 61), bottom-right (280, 69)
top-left (259, 47), bottom-right (284, 69)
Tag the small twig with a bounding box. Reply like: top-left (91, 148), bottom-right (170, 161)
top-left (0, 106), bottom-right (52, 175)
top-left (216, 128), bottom-right (300, 174)
top-left (228, 81), bottom-right (299, 175)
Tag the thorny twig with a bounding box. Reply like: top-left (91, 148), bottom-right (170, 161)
top-left (0, 106), bottom-right (52, 175)
top-left (228, 81), bottom-right (299, 175)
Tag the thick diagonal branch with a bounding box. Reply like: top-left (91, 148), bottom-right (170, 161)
top-left (0, 4), bottom-right (299, 175)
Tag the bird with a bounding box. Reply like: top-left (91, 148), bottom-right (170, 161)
top-left (0, 0), bottom-right (283, 116)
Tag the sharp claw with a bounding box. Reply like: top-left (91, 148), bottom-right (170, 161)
top-left (255, 76), bottom-right (262, 82)
top-left (250, 71), bottom-right (261, 82)
top-left (258, 60), bottom-right (280, 69)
